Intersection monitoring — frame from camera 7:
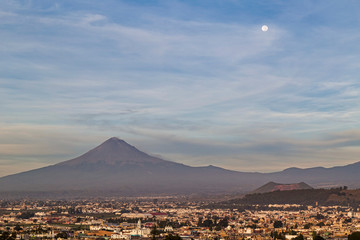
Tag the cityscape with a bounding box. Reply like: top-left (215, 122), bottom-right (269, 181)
top-left (1, 198), bottom-right (360, 240)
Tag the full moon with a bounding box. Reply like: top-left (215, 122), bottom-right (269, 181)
top-left (261, 25), bottom-right (268, 32)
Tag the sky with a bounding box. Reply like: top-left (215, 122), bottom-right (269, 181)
top-left (1, 0), bottom-right (360, 177)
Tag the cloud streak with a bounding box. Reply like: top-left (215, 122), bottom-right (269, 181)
top-left (0, 1), bottom-right (359, 176)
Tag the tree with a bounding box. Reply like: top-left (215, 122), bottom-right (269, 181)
top-left (0, 232), bottom-right (10, 240)
top-left (202, 219), bottom-right (213, 227)
top-left (271, 231), bottom-right (285, 240)
top-left (197, 217), bottom-right (203, 227)
top-left (164, 234), bottom-right (182, 240)
top-left (218, 218), bottom-right (228, 228)
top-left (293, 234), bottom-right (304, 240)
top-left (14, 225), bottom-right (22, 232)
top-left (9, 233), bottom-right (16, 240)
top-left (55, 232), bottom-right (68, 239)
top-left (304, 223), bottom-right (312, 229)
top-left (313, 235), bottom-right (324, 240)
top-left (273, 220), bottom-right (283, 228)
top-left (349, 232), bottom-right (360, 240)
top-left (18, 212), bottom-right (35, 219)
top-left (214, 225), bottom-right (221, 231)
top-left (0, 232), bottom-right (16, 240)
top-left (316, 222), bottom-right (325, 227)
top-left (151, 226), bottom-right (161, 240)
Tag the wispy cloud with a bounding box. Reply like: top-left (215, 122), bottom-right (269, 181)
top-left (0, 1), bottom-right (359, 176)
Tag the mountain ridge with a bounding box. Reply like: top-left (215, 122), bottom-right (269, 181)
top-left (0, 137), bottom-right (359, 197)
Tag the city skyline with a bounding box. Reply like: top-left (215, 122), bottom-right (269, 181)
top-left (1, 0), bottom-right (360, 177)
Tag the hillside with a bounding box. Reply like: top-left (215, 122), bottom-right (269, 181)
top-left (252, 182), bottom-right (313, 194)
top-left (220, 188), bottom-right (360, 206)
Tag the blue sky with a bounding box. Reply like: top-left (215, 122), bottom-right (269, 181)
top-left (1, 0), bottom-right (360, 177)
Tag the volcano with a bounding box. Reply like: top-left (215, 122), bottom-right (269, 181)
top-left (0, 137), bottom-right (359, 198)
top-left (0, 137), bottom-right (263, 195)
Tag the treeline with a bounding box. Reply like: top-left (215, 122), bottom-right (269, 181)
top-left (197, 217), bottom-right (229, 230)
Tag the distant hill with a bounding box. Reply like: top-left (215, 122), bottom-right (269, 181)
top-left (268, 162), bottom-right (360, 189)
top-left (252, 182), bottom-right (313, 194)
top-left (0, 137), bottom-right (359, 198)
top-left (217, 188), bottom-right (360, 206)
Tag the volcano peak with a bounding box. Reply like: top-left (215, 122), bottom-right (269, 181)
top-left (57, 137), bottom-right (167, 166)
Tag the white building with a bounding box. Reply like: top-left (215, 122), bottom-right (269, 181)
top-left (130, 220), bottom-right (151, 237)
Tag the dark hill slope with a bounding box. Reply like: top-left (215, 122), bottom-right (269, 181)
top-left (221, 188), bottom-right (360, 206)
top-left (252, 182), bottom-right (313, 194)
